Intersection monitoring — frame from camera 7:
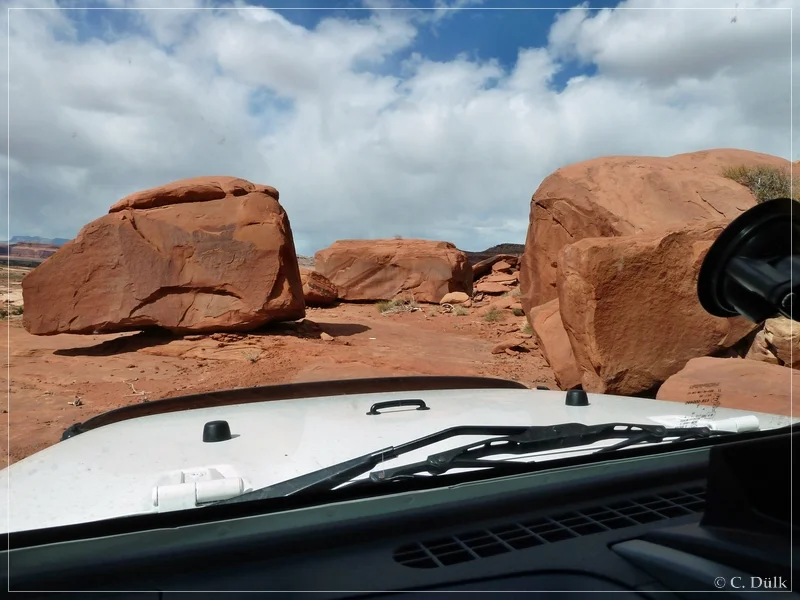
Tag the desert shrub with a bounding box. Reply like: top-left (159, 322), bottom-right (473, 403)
top-left (522, 321), bottom-right (533, 335)
top-left (512, 308), bottom-right (524, 317)
top-left (721, 164), bottom-right (798, 203)
top-left (483, 306), bottom-right (503, 322)
top-left (453, 305), bottom-right (468, 316)
top-left (0, 308), bottom-right (7, 319)
top-left (377, 297), bottom-right (419, 314)
top-left (11, 305), bottom-right (23, 315)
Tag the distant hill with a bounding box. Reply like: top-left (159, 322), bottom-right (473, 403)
top-left (462, 243), bottom-right (525, 264)
top-left (9, 236), bottom-right (70, 246)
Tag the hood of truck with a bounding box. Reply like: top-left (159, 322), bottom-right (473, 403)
top-left (1, 385), bottom-right (794, 533)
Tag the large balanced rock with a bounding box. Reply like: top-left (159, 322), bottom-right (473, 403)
top-left (528, 299), bottom-right (581, 390)
top-left (300, 268), bottom-right (338, 307)
top-left (557, 220), bottom-right (757, 396)
top-left (745, 317), bottom-right (799, 369)
top-left (657, 357), bottom-right (795, 417)
top-left (314, 239), bottom-right (472, 303)
top-left (22, 176), bottom-right (305, 335)
top-left (520, 149), bottom-right (790, 312)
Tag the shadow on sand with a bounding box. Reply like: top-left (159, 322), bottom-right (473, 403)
top-left (53, 328), bottom-right (178, 357)
top-left (53, 321), bottom-right (372, 356)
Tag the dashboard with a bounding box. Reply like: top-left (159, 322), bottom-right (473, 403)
top-left (4, 426), bottom-right (796, 597)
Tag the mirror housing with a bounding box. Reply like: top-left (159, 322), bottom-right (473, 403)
top-left (697, 197), bottom-right (799, 324)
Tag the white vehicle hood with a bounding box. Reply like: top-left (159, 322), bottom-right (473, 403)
top-left (1, 386), bottom-right (794, 534)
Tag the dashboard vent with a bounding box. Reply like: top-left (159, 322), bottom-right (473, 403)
top-left (393, 486), bottom-right (706, 569)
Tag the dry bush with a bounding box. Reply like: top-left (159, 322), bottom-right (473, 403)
top-left (721, 164), bottom-right (798, 203)
top-left (483, 306), bottom-right (503, 322)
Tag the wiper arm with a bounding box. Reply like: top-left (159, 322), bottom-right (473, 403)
top-left (213, 424), bottom-right (531, 505)
top-left (212, 422), bottom-right (731, 506)
top-left (364, 422), bottom-right (731, 483)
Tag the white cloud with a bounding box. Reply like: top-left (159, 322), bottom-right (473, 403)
top-left (1, 0), bottom-right (796, 255)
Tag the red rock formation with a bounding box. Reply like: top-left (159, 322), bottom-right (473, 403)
top-left (472, 254), bottom-right (519, 279)
top-left (314, 239), bottom-right (472, 303)
top-left (22, 176), bottom-right (305, 335)
top-left (520, 149), bottom-right (791, 312)
top-left (557, 220), bottom-right (757, 395)
top-left (745, 317), bottom-right (799, 369)
top-left (528, 299), bottom-right (581, 390)
top-left (300, 268), bottom-right (338, 307)
top-left (657, 357), bottom-right (794, 416)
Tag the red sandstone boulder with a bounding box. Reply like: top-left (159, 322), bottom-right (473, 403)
top-left (657, 357), bottom-right (795, 417)
top-left (745, 317), bottom-right (799, 369)
top-left (557, 220), bottom-right (757, 395)
top-left (528, 299), bottom-right (581, 390)
top-left (520, 149), bottom-right (790, 312)
top-left (314, 239), bottom-right (472, 303)
top-left (300, 268), bottom-right (338, 307)
top-left (22, 176), bottom-right (305, 335)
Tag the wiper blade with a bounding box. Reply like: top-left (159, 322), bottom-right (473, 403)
top-left (363, 422), bottom-right (731, 483)
top-left (212, 422), bottom-right (731, 506)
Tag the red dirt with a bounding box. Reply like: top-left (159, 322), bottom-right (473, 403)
top-left (1, 302), bottom-right (556, 468)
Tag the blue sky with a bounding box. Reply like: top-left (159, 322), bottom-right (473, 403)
top-left (2, 0), bottom-right (795, 253)
top-left (70, 0), bottom-right (607, 90)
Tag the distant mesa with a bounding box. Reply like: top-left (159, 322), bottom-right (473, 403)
top-left (462, 243), bottom-right (524, 265)
top-left (9, 236), bottom-right (70, 246)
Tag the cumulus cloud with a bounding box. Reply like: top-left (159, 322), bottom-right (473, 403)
top-left (1, 0), bottom-right (796, 255)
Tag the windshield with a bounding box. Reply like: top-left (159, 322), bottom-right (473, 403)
top-left (1, 0), bottom-right (796, 535)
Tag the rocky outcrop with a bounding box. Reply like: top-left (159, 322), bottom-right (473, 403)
top-left (471, 256), bottom-right (522, 297)
top-left (745, 317), bottom-right (799, 368)
top-left (314, 239), bottom-right (472, 303)
top-left (471, 254), bottom-right (520, 279)
top-left (519, 149), bottom-right (791, 312)
top-left (22, 176), bottom-right (305, 335)
top-left (657, 357), bottom-right (794, 416)
top-left (528, 299), bottom-right (581, 390)
top-left (300, 268), bottom-right (338, 307)
top-left (557, 220), bottom-right (757, 395)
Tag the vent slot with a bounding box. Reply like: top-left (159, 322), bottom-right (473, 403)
top-left (393, 486), bottom-right (706, 569)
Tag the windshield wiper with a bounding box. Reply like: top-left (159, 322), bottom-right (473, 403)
top-left (212, 422), bottom-right (733, 506)
top-left (358, 422), bottom-right (732, 484)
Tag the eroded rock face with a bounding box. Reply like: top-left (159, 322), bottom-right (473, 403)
top-left (746, 317), bottom-right (799, 369)
top-left (528, 299), bottom-right (581, 390)
top-left (300, 268), bottom-right (338, 307)
top-left (657, 357), bottom-right (794, 417)
top-left (519, 149), bottom-right (790, 312)
top-left (314, 239), bottom-right (472, 303)
top-left (557, 220), bottom-right (757, 395)
top-left (23, 176), bottom-right (305, 335)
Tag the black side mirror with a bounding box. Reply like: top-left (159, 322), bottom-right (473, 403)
top-left (697, 197), bottom-right (799, 324)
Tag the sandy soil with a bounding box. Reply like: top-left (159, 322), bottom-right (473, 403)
top-left (1, 301), bottom-right (557, 468)
top-left (2, 266), bottom-right (26, 307)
